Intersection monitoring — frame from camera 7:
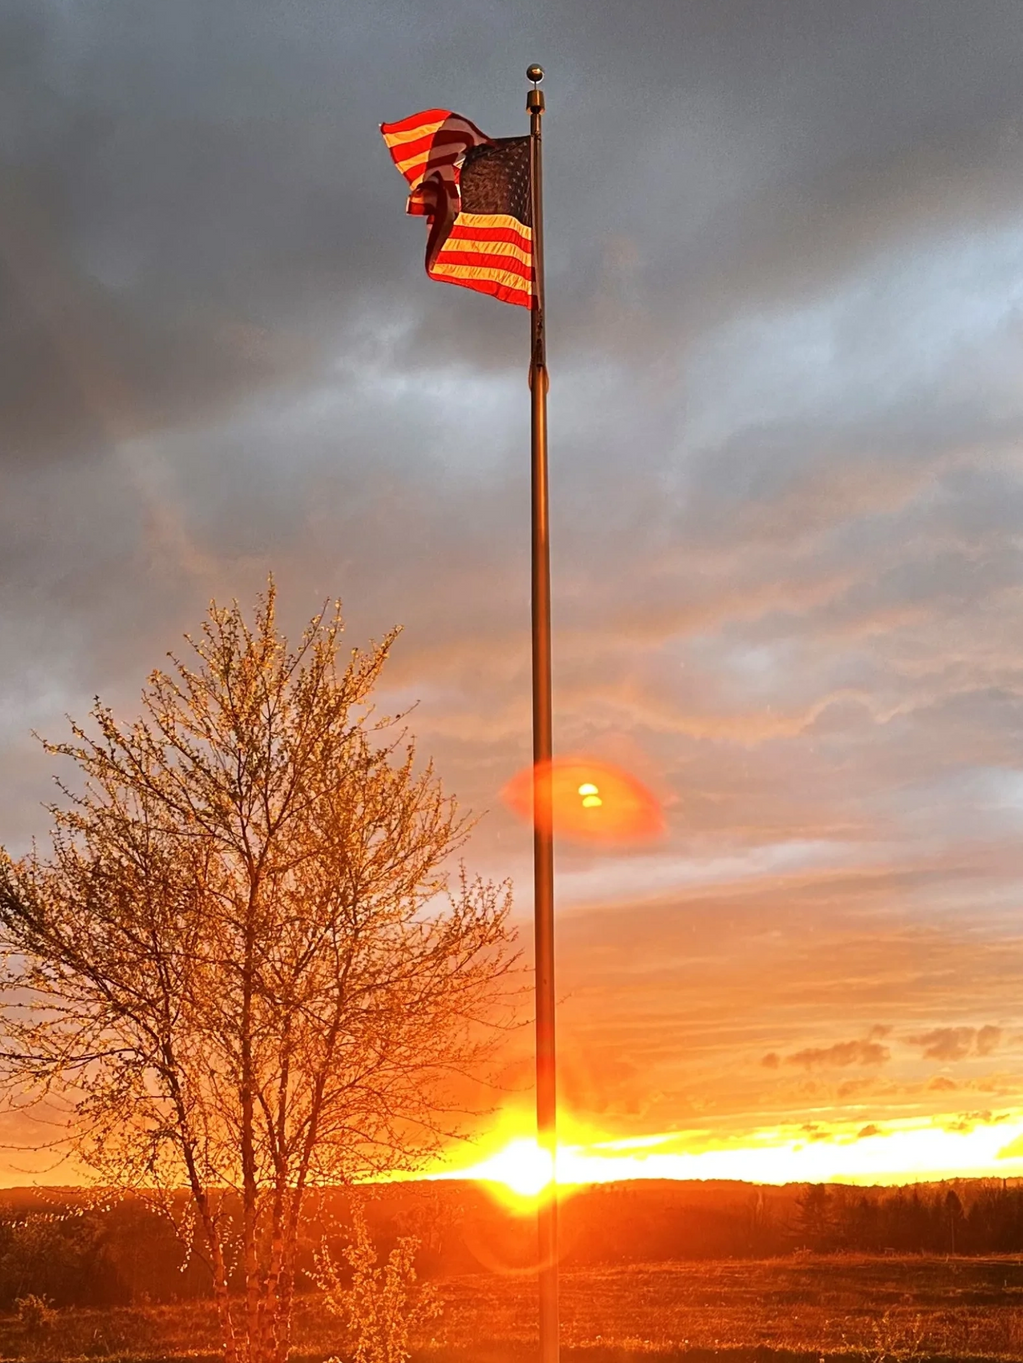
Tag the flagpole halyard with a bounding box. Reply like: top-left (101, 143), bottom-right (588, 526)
top-left (527, 61), bottom-right (559, 1363)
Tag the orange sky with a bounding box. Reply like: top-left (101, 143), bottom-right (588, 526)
top-left (411, 839), bottom-right (1023, 1191)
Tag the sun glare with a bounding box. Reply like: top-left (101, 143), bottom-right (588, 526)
top-left (464, 1138), bottom-right (554, 1201)
top-left (424, 1107), bottom-right (1023, 1201)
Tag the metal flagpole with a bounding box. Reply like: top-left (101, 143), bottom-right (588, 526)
top-left (526, 61), bottom-right (559, 1363)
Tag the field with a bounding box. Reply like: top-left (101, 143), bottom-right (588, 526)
top-left (1, 1256), bottom-right (1023, 1363)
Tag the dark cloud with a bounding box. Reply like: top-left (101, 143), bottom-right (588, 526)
top-left (786, 1039), bottom-right (890, 1070)
top-left (909, 1026), bottom-right (1004, 1062)
top-left (944, 1110), bottom-right (1009, 1134)
top-left (929, 1076), bottom-right (959, 1092)
top-left (910, 1028), bottom-right (976, 1061)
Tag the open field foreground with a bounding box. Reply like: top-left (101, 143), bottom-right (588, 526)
top-left (0, 1257), bottom-right (1022, 1363)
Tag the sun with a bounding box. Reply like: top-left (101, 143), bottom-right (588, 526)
top-left (423, 1110), bottom-right (584, 1213)
top-left (466, 1137), bottom-right (554, 1201)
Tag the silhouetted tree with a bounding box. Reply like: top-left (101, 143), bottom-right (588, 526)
top-left (944, 1189), bottom-right (964, 1255)
top-left (0, 586), bottom-right (516, 1363)
top-left (793, 1184), bottom-right (834, 1251)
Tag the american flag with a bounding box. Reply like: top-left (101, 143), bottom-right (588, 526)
top-left (381, 109), bottom-right (534, 309)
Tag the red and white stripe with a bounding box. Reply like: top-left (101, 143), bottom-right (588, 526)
top-left (380, 108), bottom-right (489, 211)
top-left (382, 109), bottom-right (534, 310)
top-left (429, 211), bottom-right (533, 309)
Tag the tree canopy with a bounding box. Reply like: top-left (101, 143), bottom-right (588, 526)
top-left (0, 585), bottom-right (516, 1363)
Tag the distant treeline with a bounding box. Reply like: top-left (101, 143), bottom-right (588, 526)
top-left (0, 1178), bottom-right (1020, 1308)
top-left (786, 1181), bottom-right (1019, 1256)
top-left (555, 1178), bottom-right (1023, 1263)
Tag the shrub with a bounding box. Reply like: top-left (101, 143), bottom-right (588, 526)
top-left (15, 1293), bottom-right (55, 1333)
top-left (316, 1204), bottom-right (440, 1363)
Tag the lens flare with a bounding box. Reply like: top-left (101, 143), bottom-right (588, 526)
top-left (502, 757), bottom-right (665, 843)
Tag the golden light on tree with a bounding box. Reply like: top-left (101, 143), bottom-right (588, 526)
top-left (0, 584), bottom-right (516, 1363)
top-left (502, 757), bottom-right (665, 843)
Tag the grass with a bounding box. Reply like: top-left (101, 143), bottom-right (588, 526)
top-left (433, 1255), bottom-right (1023, 1361)
top-left (2, 1255), bottom-right (1023, 1362)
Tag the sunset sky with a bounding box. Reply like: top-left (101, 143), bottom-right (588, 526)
top-left (5, 0), bottom-right (1023, 1187)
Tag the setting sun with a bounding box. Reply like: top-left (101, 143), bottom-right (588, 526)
top-left (458, 1138), bottom-right (555, 1203)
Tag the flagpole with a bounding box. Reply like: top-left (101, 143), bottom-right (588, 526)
top-left (526, 62), bottom-right (559, 1363)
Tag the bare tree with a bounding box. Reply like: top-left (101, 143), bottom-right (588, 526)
top-left (0, 585), bottom-right (515, 1363)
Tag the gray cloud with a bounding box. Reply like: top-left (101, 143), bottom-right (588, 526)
top-left (785, 1038), bottom-right (891, 1071)
top-left (909, 1026), bottom-right (1004, 1062)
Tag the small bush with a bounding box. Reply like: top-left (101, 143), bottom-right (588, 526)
top-left (316, 1205), bottom-right (440, 1363)
top-left (15, 1293), bottom-right (55, 1333)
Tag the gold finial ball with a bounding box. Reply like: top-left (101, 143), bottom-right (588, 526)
top-left (526, 64), bottom-right (544, 84)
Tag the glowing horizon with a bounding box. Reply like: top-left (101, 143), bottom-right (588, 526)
top-left (415, 1106), bottom-right (1023, 1209)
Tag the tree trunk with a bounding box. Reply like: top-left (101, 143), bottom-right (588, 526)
top-left (241, 889), bottom-right (260, 1363)
top-left (209, 1226), bottom-right (240, 1363)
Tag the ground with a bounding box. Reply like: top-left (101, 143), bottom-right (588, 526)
top-left (2, 1256), bottom-right (1023, 1362)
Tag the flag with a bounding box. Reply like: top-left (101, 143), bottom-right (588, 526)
top-left (381, 109), bottom-right (534, 309)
